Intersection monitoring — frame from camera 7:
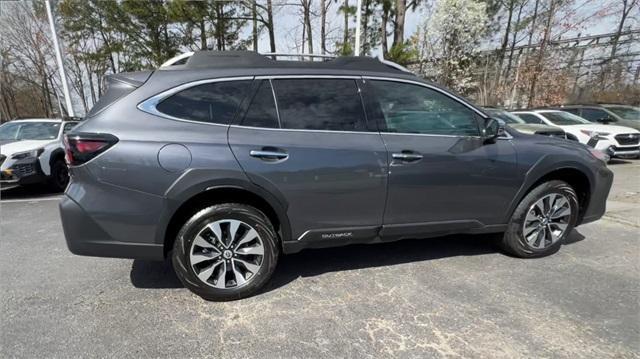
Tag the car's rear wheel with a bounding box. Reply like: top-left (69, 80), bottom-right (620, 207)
top-left (172, 203), bottom-right (279, 301)
top-left (501, 180), bottom-right (579, 258)
top-left (49, 159), bottom-right (69, 192)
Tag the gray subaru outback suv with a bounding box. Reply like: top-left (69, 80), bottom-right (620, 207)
top-left (60, 51), bottom-right (613, 301)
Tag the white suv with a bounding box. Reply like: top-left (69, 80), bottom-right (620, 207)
top-left (512, 110), bottom-right (640, 159)
top-left (0, 118), bottom-right (79, 191)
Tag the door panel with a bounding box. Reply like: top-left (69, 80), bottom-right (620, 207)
top-left (366, 79), bottom-right (520, 228)
top-left (229, 78), bottom-right (388, 240)
top-left (381, 134), bottom-right (519, 226)
top-left (229, 127), bottom-right (388, 239)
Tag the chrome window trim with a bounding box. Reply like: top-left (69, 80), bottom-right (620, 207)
top-left (230, 124), bottom-right (381, 135)
top-left (138, 74), bottom-right (493, 139)
top-left (379, 131), bottom-right (482, 139)
top-left (137, 76), bottom-right (254, 126)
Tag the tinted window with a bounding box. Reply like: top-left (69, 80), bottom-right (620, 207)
top-left (516, 114), bottom-right (544, 124)
top-left (605, 106), bottom-right (640, 120)
top-left (272, 79), bottom-right (367, 131)
top-left (241, 80), bottom-right (279, 128)
top-left (580, 108), bottom-right (610, 122)
top-left (156, 80), bottom-right (251, 124)
top-left (371, 80), bottom-right (479, 136)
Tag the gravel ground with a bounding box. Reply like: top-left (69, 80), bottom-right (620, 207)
top-left (1, 161), bottom-right (639, 358)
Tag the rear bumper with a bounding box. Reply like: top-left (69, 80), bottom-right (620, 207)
top-left (579, 166), bottom-right (614, 225)
top-left (60, 195), bottom-right (164, 260)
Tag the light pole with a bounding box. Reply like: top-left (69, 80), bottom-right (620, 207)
top-left (45, 0), bottom-right (74, 117)
top-left (354, 0), bottom-right (362, 56)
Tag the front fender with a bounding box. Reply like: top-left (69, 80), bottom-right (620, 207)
top-left (502, 153), bottom-right (597, 223)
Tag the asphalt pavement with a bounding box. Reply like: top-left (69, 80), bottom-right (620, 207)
top-left (1, 161), bottom-right (639, 358)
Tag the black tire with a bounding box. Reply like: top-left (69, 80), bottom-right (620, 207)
top-left (500, 180), bottom-right (579, 258)
top-left (49, 159), bottom-right (69, 192)
top-left (172, 203), bottom-right (280, 301)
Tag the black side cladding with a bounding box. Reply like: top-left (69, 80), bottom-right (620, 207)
top-left (86, 70), bottom-right (154, 118)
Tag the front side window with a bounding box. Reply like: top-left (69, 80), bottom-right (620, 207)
top-left (272, 79), bottom-right (367, 131)
top-left (370, 80), bottom-right (479, 136)
top-left (156, 80), bottom-right (251, 124)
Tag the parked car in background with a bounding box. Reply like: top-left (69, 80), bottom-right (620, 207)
top-left (0, 118), bottom-right (79, 191)
top-left (555, 104), bottom-right (640, 130)
top-left (483, 107), bottom-right (568, 140)
top-left (60, 51), bottom-right (614, 301)
top-left (512, 110), bottom-right (640, 159)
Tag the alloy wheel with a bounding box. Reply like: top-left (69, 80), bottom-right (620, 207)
top-left (189, 219), bottom-right (264, 289)
top-left (522, 193), bottom-right (572, 249)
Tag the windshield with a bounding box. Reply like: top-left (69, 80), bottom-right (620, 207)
top-left (541, 111), bottom-right (590, 126)
top-left (0, 122), bottom-right (60, 141)
top-left (484, 109), bottom-right (525, 124)
top-left (605, 106), bottom-right (640, 121)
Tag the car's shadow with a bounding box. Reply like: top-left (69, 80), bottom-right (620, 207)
top-left (0, 185), bottom-right (62, 200)
top-left (608, 158), bottom-right (635, 166)
top-left (130, 230), bottom-right (586, 292)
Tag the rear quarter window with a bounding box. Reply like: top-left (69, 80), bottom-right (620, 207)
top-left (156, 80), bottom-right (251, 124)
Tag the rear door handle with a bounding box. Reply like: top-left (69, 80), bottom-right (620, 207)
top-left (392, 152), bottom-right (423, 162)
top-left (250, 149), bottom-right (289, 161)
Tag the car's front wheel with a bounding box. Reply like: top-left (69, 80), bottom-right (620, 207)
top-left (501, 180), bottom-right (579, 258)
top-left (172, 203), bottom-right (280, 301)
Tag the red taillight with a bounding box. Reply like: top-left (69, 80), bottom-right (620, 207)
top-left (64, 133), bottom-right (118, 166)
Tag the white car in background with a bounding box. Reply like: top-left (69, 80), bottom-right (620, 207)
top-left (0, 118), bottom-right (79, 191)
top-left (511, 110), bottom-right (640, 160)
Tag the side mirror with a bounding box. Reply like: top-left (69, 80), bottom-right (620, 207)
top-left (483, 118), bottom-right (505, 143)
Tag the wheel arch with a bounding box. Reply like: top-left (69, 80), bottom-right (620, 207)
top-left (161, 182), bottom-right (291, 257)
top-left (49, 148), bottom-right (66, 167)
top-left (505, 163), bottom-right (593, 224)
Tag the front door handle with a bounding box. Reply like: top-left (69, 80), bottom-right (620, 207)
top-left (392, 151), bottom-right (423, 162)
top-left (250, 149), bottom-right (289, 161)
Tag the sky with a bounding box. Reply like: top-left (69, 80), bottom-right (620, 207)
top-left (253, 0), bottom-right (632, 56)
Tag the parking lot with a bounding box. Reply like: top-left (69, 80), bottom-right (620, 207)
top-left (1, 161), bottom-right (638, 358)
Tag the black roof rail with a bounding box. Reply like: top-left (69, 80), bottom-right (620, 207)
top-left (159, 51), bottom-right (412, 73)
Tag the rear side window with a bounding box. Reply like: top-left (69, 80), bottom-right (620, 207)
top-left (580, 108), bottom-right (610, 121)
top-left (156, 80), bottom-right (251, 124)
top-left (272, 79), bottom-right (367, 131)
top-left (241, 80), bottom-right (279, 128)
